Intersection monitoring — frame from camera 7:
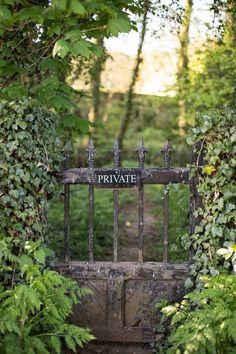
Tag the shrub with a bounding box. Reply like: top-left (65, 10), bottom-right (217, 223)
top-left (160, 275), bottom-right (236, 354)
top-left (182, 109), bottom-right (236, 286)
top-left (0, 236), bottom-right (94, 354)
top-left (0, 99), bottom-right (94, 353)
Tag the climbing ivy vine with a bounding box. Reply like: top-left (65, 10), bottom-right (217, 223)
top-left (0, 99), bottom-right (61, 239)
top-left (183, 109), bottom-right (236, 286)
top-left (0, 99), bottom-right (94, 353)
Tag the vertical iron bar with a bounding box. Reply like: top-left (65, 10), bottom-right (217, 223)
top-left (87, 140), bottom-right (95, 261)
top-left (137, 140), bottom-right (147, 262)
top-left (63, 150), bottom-right (70, 263)
top-left (161, 141), bottom-right (172, 263)
top-left (113, 141), bottom-right (121, 262)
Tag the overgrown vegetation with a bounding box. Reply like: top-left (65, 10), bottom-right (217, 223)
top-left (158, 109), bottom-right (236, 353)
top-left (183, 109), bottom-right (236, 286)
top-left (160, 274), bottom-right (236, 354)
top-left (0, 100), bottom-right (94, 353)
top-left (0, 236), bottom-right (94, 354)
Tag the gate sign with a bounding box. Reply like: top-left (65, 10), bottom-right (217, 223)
top-left (95, 169), bottom-right (140, 189)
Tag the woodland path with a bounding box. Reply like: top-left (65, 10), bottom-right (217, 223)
top-left (118, 191), bottom-right (161, 262)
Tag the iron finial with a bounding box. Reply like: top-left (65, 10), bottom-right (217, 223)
top-left (161, 140), bottom-right (172, 168)
top-left (112, 140), bottom-right (121, 167)
top-left (87, 139), bottom-right (96, 167)
top-left (137, 139), bottom-right (148, 168)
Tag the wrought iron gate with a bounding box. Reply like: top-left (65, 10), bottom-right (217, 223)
top-left (55, 140), bottom-right (200, 345)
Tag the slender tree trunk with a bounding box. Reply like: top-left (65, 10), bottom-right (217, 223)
top-left (117, 1), bottom-right (149, 150)
top-left (88, 37), bottom-right (105, 122)
top-left (177, 0), bottom-right (193, 136)
top-left (225, 0), bottom-right (236, 43)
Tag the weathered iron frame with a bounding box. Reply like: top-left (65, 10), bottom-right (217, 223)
top-left (58, 140), bottom-right (199, 264)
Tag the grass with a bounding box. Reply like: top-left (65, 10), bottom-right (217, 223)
top-left (48, 182), bottom-right (189, 263)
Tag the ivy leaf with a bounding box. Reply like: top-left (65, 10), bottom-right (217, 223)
top-left (203, 165), bottom-right (216, 175)
top-left (53, 39), bottom-right (70, 58)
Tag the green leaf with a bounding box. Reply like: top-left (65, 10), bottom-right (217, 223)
top-left (68, 0), bottom-right (86, 15)
top-left (106, 16), bottom-right (131, 36)
top-left (52, 0), bottom-right (68, 10)
top-left (19, 255), bottom-right (33, 268)
top-left (34, 249), bottom-right (46, 264)
top-left (53, 39), bottom-right (70, 58)
top-left (0, 5), bottom-right (11, 21)
top-left (71, 40), bottom-right (91, 58)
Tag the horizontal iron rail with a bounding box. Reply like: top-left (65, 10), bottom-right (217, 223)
top-left (55, 167), bottom-right (189, 186)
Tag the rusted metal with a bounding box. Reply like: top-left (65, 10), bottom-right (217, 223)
top-left (161, 141), bottom-right (172, 262)
top-left (113, 141), bottom-right (121, 262)
top-left (63, 150), bottom-right (70, 263)
top-left (87, 140), bottom-right (96, 261)
top-left (56, 167), bottom-right (189, 186)
top-left (53, 139), bottom-right (205, 349)
top-left (137, 140), bottom-right (147, 262)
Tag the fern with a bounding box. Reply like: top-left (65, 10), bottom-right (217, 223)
top-left (0, 235), bottom-right (94, 354)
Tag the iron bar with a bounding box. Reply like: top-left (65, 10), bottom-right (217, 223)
top-left (161, 141), bottom-right (172, 262)
top-left (137, 140), bottom-right (147, 262)
top-left (87, 139), bottom-right (96, 261)
top-left (113, 141), bottom-right (121, 262)
top-left (63, 150), bottom-right (70, 263)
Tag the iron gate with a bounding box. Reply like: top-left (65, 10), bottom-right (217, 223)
top-left (55, 140), bottom-right (200, 345)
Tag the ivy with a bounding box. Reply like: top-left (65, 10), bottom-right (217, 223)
top-left (0, 98), bottom-right (94, 352)
top-left (183, 109), bottom-right (236, 286)
top-left (0, 99), bottom-right (61, 240)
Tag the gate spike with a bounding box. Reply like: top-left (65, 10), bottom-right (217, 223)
top-left (112, 140), bottom-right (121, 167)
top-left (63, 149), bottom-right (70, 170)
top-left (87, 139), bottom-right (96, 167)
top-left (137, 139), bottom-right (148, 168)
top-left (161, 140), bottom-right (172, 168)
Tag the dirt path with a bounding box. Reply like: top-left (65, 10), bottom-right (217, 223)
top-left (118, 191), bottom-right (161, 262)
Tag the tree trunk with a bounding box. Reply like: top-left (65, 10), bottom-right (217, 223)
top-left (88, 37), bottom-right (105, 122)
top-left (177, 0), bottom-right (193, 136)
top-left (117, 1), bottom-right (149, 150)
top-left (225, 0), bottom-right (236, 43)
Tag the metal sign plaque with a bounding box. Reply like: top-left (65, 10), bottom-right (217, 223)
top-left (95, 169), bottom-right (140, 189)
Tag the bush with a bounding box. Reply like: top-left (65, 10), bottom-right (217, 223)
top-left (0, 236), bottom-right (94, 354)
top-left (182, 109), bottom-right (236, 286)
top-left (0, 99), bottom-right (93, 353)
top-left (160, 275), bottom-right (236, 354)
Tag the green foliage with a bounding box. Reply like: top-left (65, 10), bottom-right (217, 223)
top-left (0, 99), bottom-right (61, 239)
top-left (0, 0), bottom-right (138, 115)
top-left (187, 42), bottom-right (236, 117)
top-left (182, 109), bottom-right (236, 285)
top-left (0, 235), bottom-right (94, 354)
top-left (160, 275), bottom-right (236, 354)
top-left (0, 98), bottom-right (94, 352)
